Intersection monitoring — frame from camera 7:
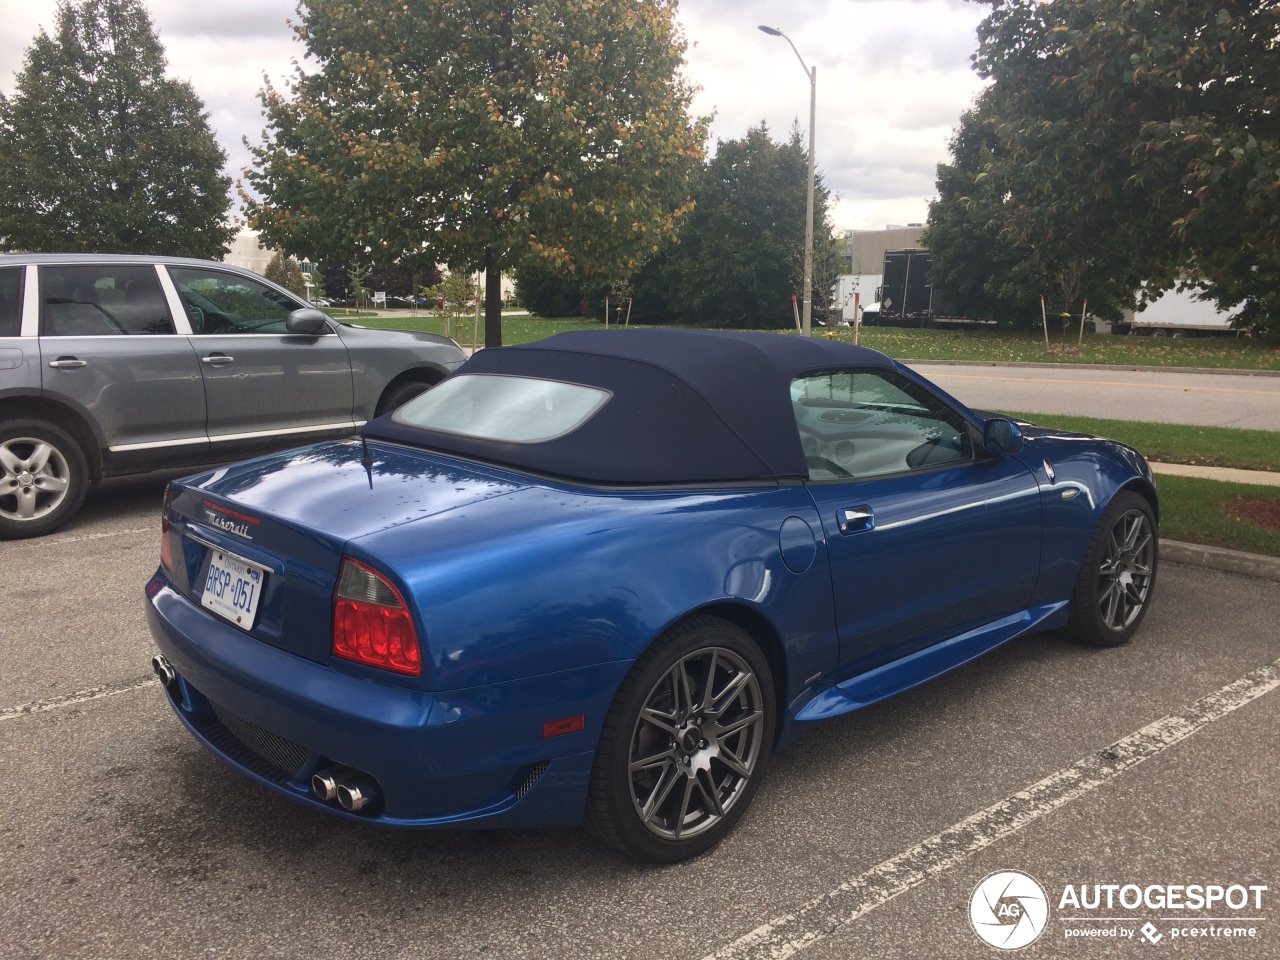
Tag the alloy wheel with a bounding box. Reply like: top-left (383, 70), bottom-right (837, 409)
top-left (1096, 508), bottom-right (1155, 632)
top-left (0, 437), bottom-right (73, 523)
top-left (627, 646), bottom-right (766, 841)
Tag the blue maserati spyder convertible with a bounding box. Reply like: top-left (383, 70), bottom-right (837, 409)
top-left (145, 330), bottom-right (1158, 861)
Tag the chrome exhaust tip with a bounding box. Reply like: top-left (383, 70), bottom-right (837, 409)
top-left (336, 777), bottom-right (380, 812)
top-left (311, 770), bottom-right (340, 803)
top-left (151, 655), bottom-right (177, 687)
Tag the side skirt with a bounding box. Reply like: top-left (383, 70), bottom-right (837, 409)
top-left (792, 602), bottom-right (1069, 723)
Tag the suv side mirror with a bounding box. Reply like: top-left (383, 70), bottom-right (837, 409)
top-left (983, 417), bottom-right (1025, 455)
top-left (286, 308), bottom-right (329, 335)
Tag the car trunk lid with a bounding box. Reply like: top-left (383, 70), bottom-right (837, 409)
top-left (164, 439), bottom-right (529, 666)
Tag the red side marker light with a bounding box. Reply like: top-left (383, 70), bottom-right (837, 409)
top-left (543, 715), bottom-right (586, 738)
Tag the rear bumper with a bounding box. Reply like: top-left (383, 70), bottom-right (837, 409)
top-left (145, 575), bottom-right (629, 828)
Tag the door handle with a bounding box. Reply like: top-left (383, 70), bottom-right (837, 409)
top-left (201, 354), bottom-right (234, 365)
top-left (47, 357), bottom-right (88, 369)
top-left (838, 506), bottom-right (874, 534)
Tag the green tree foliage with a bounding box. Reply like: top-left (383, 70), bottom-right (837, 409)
top-left (422, 272), bottom-right (479, 322)
top-left (929, 0), bottom-right (1280, 333)
top-left (516, 123), bottom-right (841, 329)
top-left (670, 123), bottom-right (841, 329)
top-left (243, 0), bottom-right (707, 347)
top-left (264, 251), bottom-right (307, 297)
top-left (0, 0), bottom-right (232, 256)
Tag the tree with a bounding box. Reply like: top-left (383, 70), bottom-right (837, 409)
top-left (935, 0), bottom-right (1280, 333)
top-left (264, 251), bottom-right (307, 298)
top-left (0, 0), bottom-right (232, 257)
top-left (243, 0), bottom-right (707, 347)
top-left (668, 122), bottom-right (842, 329)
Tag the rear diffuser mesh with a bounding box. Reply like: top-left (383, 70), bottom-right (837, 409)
top-left (208, 701), bottom-right (310, 783)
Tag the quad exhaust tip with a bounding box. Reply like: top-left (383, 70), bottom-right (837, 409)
top-left (312, 768), bottom-right (381, 813)
top-left (311, 770), bottom-right (339, 803)
top-left (151, 655), bottom-right (177, 687)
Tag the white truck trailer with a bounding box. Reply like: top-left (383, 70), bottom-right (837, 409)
top-left (1120, 286), bottom-right (1239, 337)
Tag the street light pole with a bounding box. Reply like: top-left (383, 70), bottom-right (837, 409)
top-left (760, 25), bottom-right (817, 338)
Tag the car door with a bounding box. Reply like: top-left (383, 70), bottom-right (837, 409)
top-left (37, 262), bottom-right (208, 454)
top-left (795, 368), bottom-right (1042, 676)
top-left (164, 265), bottom-right (355, 444)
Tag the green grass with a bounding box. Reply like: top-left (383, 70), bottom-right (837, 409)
top-left (353, 313), bottom-right (1280, 369)
top-left (998, 412), bottom-right (1280, 473)
top-left (1155, 475), bottom-right (1280, 557)
top-left (344, 312), bottom-right (600, 343)
top-left (829, 325), bottom-right (1280, 370)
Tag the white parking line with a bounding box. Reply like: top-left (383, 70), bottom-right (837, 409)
top-left (0, 675), bottom-right (158, 722)
top-left (2, 526), bottom-right (155, 549)
top-left (703, 656), bottom-right (1280, 960)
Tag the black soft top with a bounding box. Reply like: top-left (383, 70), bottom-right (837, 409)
top-left (363, 329), bottom-right (897, 485)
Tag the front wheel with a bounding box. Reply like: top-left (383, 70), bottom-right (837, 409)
top-left (1066, 491), bottom-right (1158, 647)
top-left (0, 419), bottom-right (90, 539)
top-left (585, 617), bottom-right (776, 862)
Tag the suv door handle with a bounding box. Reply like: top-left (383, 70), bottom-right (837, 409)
top-left (201, 354), bottom-right (234, 365)
top-left (47, 357), bottom-right (88, 369)
top-left (838, 506), bottom-right (874, 534)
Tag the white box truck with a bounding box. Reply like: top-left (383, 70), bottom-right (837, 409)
top-left (1119, 285), bottom-right (1239, 337)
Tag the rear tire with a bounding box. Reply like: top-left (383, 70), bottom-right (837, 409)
top-left (1065, 491), bottom-right (1158, 647)
top-left (0, 419), bottom-right (90, 539)
top-left (585, 616), bottom-right (776, 862)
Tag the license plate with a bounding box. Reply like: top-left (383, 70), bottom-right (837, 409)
top-left (200, 549), bottom-right (266, 628)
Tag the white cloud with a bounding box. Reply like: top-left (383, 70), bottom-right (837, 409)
top-left (2, 0), bottom-right (986, 231)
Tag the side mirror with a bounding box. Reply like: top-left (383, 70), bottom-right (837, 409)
top-left (286, 308), bottom-right (329, 335)
top-left (983, 417), bottom-right (1025, 456)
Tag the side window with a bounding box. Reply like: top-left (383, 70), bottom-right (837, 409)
top-left (791, 369), bottom-right (974, 481)
top-left (41, 264), bottom-right (174, 337)
top-left (0, 267), bottom-right (22, 337)
top-left (168, 267), bottom-right (301, 334)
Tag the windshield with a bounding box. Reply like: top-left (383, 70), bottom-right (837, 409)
top-left (392, 374), bottom-right (611, 444)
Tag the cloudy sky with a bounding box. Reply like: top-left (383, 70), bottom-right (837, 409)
top-left (0, 0), bottom-right (987, 232)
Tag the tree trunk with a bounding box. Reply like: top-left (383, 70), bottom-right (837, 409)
top-left (484, 248), bottom-right (503, 348)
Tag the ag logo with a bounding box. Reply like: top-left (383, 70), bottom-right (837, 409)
top-left (970, 870), bottom-right (1049, 950)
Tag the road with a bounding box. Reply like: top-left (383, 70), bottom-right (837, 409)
top-left (3, 477), bottom-right (1278, 958)
top-left (908, 363), bottom-right (1280, 430)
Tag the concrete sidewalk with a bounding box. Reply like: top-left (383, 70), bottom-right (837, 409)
top-left (1148, 461), bottom-right (1280, 486)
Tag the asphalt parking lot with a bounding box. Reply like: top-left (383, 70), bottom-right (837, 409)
top-left (3, 476), bottom-right (1278, 959)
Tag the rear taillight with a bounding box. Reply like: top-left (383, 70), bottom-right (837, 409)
top-left (160, 485), bottom-right (174, 575)
top-left (332, 558), bottom-right (422, 676)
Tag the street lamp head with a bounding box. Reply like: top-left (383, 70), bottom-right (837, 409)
top-left (758, 25), bottom-right (783, 36)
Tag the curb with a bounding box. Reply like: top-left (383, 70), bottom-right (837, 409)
top-left (1162, 539), bottom-right (1280, 583)
top-left (900, 359), bottom-right (1280, 378)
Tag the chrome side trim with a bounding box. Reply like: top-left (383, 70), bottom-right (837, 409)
top-left (206, 421), bottom-right (359, 444)
top-left (107, 420), bottom-right (359, 453)
top-left (108, 435), bottom-right (208, 453)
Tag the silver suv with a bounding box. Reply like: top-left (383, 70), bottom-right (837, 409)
top-left (0, 254), bottom-right (466, 538)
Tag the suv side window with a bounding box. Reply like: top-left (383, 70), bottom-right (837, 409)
top-left (168, 266), bottom-right (302, 334)
top-left (0, 267), bottom-right (22, 337)
top-left (41, 265), bottom-right (174, 336)
top-left (791, 369), bottom-right (974, 481)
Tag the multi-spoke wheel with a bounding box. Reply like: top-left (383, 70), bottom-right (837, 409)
top-left (0, 419), bottom-right (90, 539)
top-left (586, 616), bottom-right (775, 862)
top-left (1066, 491), bottom-right (1158, 647)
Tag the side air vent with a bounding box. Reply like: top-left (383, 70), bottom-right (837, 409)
top-left (514, 761), bottom-right (550, 799)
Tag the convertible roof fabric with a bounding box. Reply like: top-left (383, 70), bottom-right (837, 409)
top-left (363, 329), bottom-right (897, 485)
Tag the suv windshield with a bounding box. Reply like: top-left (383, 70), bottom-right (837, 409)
top-left (392, 374), bottom-right (611, 444)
